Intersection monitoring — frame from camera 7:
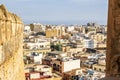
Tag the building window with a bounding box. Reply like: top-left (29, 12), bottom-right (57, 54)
top-left (94, 68), bottom-right (96, 70)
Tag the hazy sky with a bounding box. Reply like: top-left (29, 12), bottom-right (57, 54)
top-left (1, 0), bottom-right (108, 25)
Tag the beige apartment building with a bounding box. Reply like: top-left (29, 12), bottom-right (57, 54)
top-left (92, 58), bottom-right (106, 72)
top-left (30, 23), bottom-right (45, 32)
top-left (46, 28), bottom-right (62, 38)
top-left (90, 33), bottom-right (106, 42)
top-left (42, 51), bottom-right (80, 75)
top-left (23, 39), bottom-right (51, 56)
top-left (62, 69), bottom-right (82, 80)
top-left (52, 58), bottom-right (80, 75)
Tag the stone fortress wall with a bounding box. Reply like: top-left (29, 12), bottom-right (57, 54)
top-left (0, 5), bottom-right (25, 80)
top-left (107, 0), bottom-right (120, 77)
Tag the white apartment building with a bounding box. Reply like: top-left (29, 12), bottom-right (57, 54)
top-left (24, 26), bottom-right (31, 33)
top-left (25, 41), bottom-right (50, 50)
top-left (84, 39), bottom-right (94, 49)
top-left (52, 57), bottom-right (80, 75)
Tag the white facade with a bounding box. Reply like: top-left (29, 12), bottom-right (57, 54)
top-left (34, 65), bottom-right (52, 76)
top-left (26, 41), bottom-right (50, 50)
top-left (30, 73), bottom-right (40, 79)
top-left (67, 26), bottom-right (75, 32)
top-left (63, 59), bottom-right (80, 72)
top-left (34, 54), bottom-right (43, 64)
top-left (24, 26), bottom-right (31, 33)
top-left (84, 39), bottom-right (94, 49)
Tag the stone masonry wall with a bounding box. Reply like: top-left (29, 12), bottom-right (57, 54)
top-left (107, 0), bottom-right (120, 77)
top-left (0, 5), bottom-right (25, 80)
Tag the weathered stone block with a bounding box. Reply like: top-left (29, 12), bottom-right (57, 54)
top-left (0, 4), bottom-right (25, 80)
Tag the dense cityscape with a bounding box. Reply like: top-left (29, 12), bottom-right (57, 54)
top-left (2, 0), bottom-right (120, 80)
top-left (23, 23), bottom-right (107, 80)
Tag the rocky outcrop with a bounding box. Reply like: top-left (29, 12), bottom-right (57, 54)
top-left (107, 0), bottom-right (120, 77)
top-left (0, 4), bottom-right (25, 80)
